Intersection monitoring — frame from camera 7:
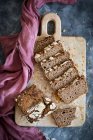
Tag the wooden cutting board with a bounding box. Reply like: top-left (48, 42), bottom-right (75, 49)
top-left (15, 13), bottom-right (86, 127)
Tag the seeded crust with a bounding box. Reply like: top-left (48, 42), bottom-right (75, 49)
top-left (35, 42), bottom-right (63, 63)
top-left (45, 60), bottom-right (74, 80)
top-left (34, 36), bottom-right (55, 53)
top-left (57, 76), bottom-right (88, 104)
top-left (52, 107), bottom-right (76, 127)
top-left (15, 85), bottom-right (56, 123)
top-left (41, 51), bottom-right (70, 70)
top-left (50, 67), bottom-right (78, 90)
top-left (15, 85), bottom-right (43, 114)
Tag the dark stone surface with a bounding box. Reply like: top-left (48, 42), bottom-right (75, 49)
top-left (0, 0), bottom-right (93, 140)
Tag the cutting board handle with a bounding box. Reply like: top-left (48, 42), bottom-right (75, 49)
top-left (41, 13), bottom-right (61, 40)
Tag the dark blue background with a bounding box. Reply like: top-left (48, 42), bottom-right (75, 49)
top-left (0, 0), bottom-right (93, 140)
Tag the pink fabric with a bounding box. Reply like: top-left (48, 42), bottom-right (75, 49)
top-left (0, 0), bottom-right (76, 139)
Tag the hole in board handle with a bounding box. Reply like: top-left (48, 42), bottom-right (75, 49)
top-left (47, 20), bottom-right (55, 35)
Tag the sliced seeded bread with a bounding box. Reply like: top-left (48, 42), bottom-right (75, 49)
top-left (45, 60), bottom-right (74, 80)
top-left (41, 51), bottom-right (70, 70)
top-left (34, 36), bottom-right (55, 53)
top-left (52, 107), bottom-right (76, 127)
top-left (57, 76), bottom-right (88, 104)
top-left (35, 42), bottom-right (63, 63)
top-left (50, 67), bottom-right (78, 90)
top-left (15, 85), bottom-right (56, 123)
top-left (34, 38), bottom-right (88, 104)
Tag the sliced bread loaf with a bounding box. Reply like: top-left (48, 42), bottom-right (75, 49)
top-left (50, 67), bottom-right (78, 90)
top-left (41, 51), bottom-right (70, 70)
top-left (57, 76), bottom-right (88, 104)
top-left (45, 60), bottom-right (74, 80)
top-left (35, 42), bottom-right (63, 63)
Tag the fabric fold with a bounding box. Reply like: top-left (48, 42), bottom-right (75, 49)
top-left (0, 0), bottom-right (77, 139)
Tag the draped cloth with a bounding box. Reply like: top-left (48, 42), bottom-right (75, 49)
top-left (0, 0), bottom-right (76, 140)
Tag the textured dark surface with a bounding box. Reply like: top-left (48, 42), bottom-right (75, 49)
top-left (0, 0), bottom-right (93, 140)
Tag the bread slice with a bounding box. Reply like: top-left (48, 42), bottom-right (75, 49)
top-left (41, 51), bottom-right (70, 70)
top-left (35, 42), bottom-right (63, 63)
top-left (45, 60), bottom-right (74, 80)
top-left (34, 36), bottom-right (55, 53)
top-left (15, 85), bottom-right (56, 123)
top-left (52, 107), bottom-right (76, 127)
top-left (50, 67), bottom-right (78, 90)
top-left (57, 76), bottom-right (88, 104)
